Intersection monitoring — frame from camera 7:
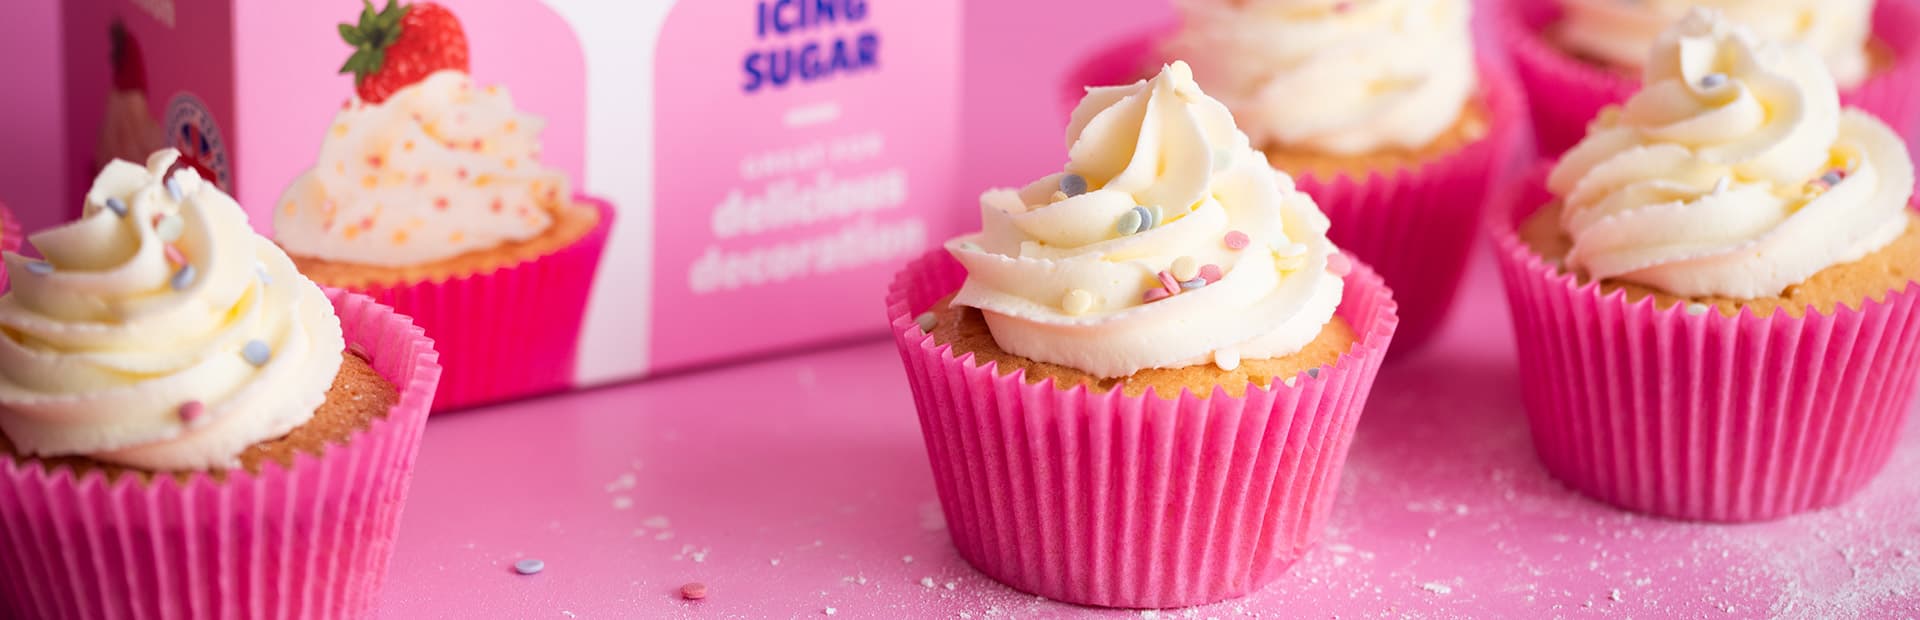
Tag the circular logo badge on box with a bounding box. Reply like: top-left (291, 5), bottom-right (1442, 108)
top-left (163, 92), bottom-right (233, 191)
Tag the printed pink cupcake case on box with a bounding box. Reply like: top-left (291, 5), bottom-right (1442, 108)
top-left (1491, 167), bottom-right (1920, 522)
top-left (1065, 29), bottom-right (1527, 354)
top-left (0, 290), bottom-right (441, 619)
top-left (888, 251), bottom-right (1399, 608)
top-left (1502, 0), bottom-right (1920, 156)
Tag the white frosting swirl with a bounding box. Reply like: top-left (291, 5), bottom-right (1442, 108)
top-left (1165, 0), bottom-right (1477, 155)
top-left (276, 70), bottom-right (570, 266)
top-left (1557, 0), bottom-right (1875, 88)
top-left (948, 62), bottom-right (1345, 378)
top-left (1549, 10), bottom-right (1913, 299)
top-left (0, 150), bottom-right (346, 471)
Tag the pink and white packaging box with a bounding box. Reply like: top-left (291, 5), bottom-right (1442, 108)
top-left (56, 0), bottom-right (965, 406)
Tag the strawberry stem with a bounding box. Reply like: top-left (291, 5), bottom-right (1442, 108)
top-left (336, 0), bottom-right (412, 84)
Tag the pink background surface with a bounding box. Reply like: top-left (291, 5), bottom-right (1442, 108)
top-left (378, 253), bottom-right (1920, 618)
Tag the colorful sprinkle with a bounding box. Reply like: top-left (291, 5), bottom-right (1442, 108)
top-left (1215, 349), bottom-right (1241, 371)
top-left (1699, 72), bottom-right (1728, 89)
top-left (914, 312), bottom-right (938, 333)
top-left (514, 559), bottom-right (545, 576)
top-left (242, 339), bottom-right (272, 366)
top-left (681, 582), bottom-right (708, 600)
top-left (155, 213), bottom-right (185, 243)
top-left (1116, 208), bottom-right (1145, 236)
top-left (165, 174), bottom-right (185, 202)
top-left (164, 244), bottom-right (185, 265)
top-left (1050, 190), bottom-right (1070, 203)
top-left (1224, 231), bottom-right (1250, 250)
top-left (178, 400), bottom-right (205, 424)
top-left (1199, 264), bottom-right (1224, 283)
top-left (1821, 169), bottom-right (1846, 186)
top-left (1328, 253), bottom-right (1353, 277)
top-left (1307, 368), bottom-right (1321, 379)
top-left (170, 264), bottom-right (197, 290)
top-left (1171, 256), bottom-right (1200, 282)
top-left (348, 342), bottom-right (370, 361)
top-left (1180, 278), bottom-right (1207, 290)
top-left (24, 261), bottom-right (53, 275)
top-left (104, 196), bottom-right (128, 218)
top-left (1143, 288), bottom-right (1172, 303)
top-left (1062, 289), bottom-right (1094, 315)
top-left (1157, 270), bottom-right (1182, 295)
top-left (1145, 205), bottom-right (1164, 229)
top-left (255, 261), bottom-right (272, 285)
top-left (1212, 147), bottom-right (1233, 172)
top-left (1059, 174), bottom-right (1089, 197)
top-left (1686, 303), bottom-right (1711, 316)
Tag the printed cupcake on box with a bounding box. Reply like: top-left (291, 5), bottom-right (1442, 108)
top-left (63, 0), bottom-right (963, 410)
top-left (273, 0), bottom-right (612, 412)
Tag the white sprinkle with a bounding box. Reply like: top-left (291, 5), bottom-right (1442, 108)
top-left (920, 577), bottom-right (936, 588)
top-left (825, 608), bottom-right (837, 616)
top-left (1610, 588), bottom-right (1623, 602)
top-left (1712, 176), bottom-right (1731, 194)
top-left (643, 515), bottom-right (672, 529)
top-left (771, 558), bottom-right (781, 566)
top-left (24, 261), bottom-right (54, 275)
top-left (915, 312), bottom-right (938, 333)
top-left (903, 555), bottom-right (915, 564)
top-left (1686, 303), bottom-right (1711, 316)
top-left (654, 531), bottom-right (675, 541)
top-left (1422, 582), bottom-right (1453, 595)
top-left (612, 496), bottom-right (633, 510)
top-left (1214, 349), bottom-right (1241, 372)
top-left (944, 582), bottom-right (957, 591)
top-left (513, 559), bottom-right (545, 575)
top-left (165, 175), bottom-right (185, 202)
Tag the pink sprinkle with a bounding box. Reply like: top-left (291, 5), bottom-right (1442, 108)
top-left (1224, 231), bottom-right (1250, 250)
top-left (1328, 253), bottom-right (1353, 277)
top-left (680, 582), bottom-right (708, 600)
top-left (178, 400), bottom-right (205, 424)
top-left (1157, 271), bottom-right (1182, 295)
top-left (164, 244), bottom-right (185, 265)
top-left (1143, 288), bottom-right (1172, 303)
top-left (1199, 264), bottom-right (1223, 283)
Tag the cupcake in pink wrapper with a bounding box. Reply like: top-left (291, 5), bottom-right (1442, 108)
top-left (1502, 0), bottom-right (1920, 156)
top-left (892, 63), bottom-right (1398, 608)
top-left (1492, 11), bottom-right (1920, 522)
top-left (0, 150), bottom-right (441, 617)
top-left (275, 2), bottom-right (609, 412)
top-left (1069, 0), bottom-right (1525, 353)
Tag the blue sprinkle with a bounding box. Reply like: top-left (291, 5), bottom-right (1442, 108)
top-left (165, 175), bottom-right (185, 202)
top-left (1699, 73), bottom-right (1727, 89)
top-left (1179, 278), bottom-right (1206, 290)
top-left (170, 264), bottom-right (197, 291)
top-left (1143, 205), bottom-right (1162, 230)
top-left (1059, 174), bottom-right (1089, 197)
top-left (241, 339), bottom-right (272, 367)
top-left (104, 197), bottom-right (128, 217)
top-left (514, 559), bottom-right (545, 576)
top-left (1307, 368), bottom-right (1321, 379)
top-left (255, 262), bottom-right (272, 285)
top-left (1820, 171), bottom-right (1844, 186)
top-left (24, 261), bottom-right (53, 275)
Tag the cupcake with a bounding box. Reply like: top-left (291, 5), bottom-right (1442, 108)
top-left (1492, 10), bottom-right (1920, 522)
top-left (1135, 0), bottom-right (1525, 352)
top-left (0, 150), bottom-right (441, 616)
top-left (890, 62), bottom-right (1398, 608)
top-left (275, 0), bottom-right (611, 412)
top-left (1503, 0), bottom-right (1920, 155)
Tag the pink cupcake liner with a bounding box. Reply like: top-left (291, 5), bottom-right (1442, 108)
top-left (1067, 31), bottom-right (1526, 353)
top-left (348, 195), bottom-right (612, 413)
top-left (886, 250), bottom-right (1399, 608)
top-left (0, 290), bottom-right (442, 619)
top-left (1490, 165), bottom-right (1920, 522)
top-left (1502, 0), bottom-right (1920, 156)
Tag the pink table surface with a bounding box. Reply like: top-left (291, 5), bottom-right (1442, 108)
top-left (379, 249), bottom-right (1920, 619)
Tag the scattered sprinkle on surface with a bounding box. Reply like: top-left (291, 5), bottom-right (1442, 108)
top-left (680, 582), bottom-right (707, 600)
top-left (513, 559), bottom-right (544, 576)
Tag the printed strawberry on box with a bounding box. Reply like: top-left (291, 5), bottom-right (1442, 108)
top-left (60, 0), bottom-right (964, 409)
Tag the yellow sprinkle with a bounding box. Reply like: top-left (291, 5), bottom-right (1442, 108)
top-left (486, 85), bottom-right (500, 95)
top-left (392, 230), bottom-right (409, 244)
top-left (331, 123), bottom-right (349, 138)
top-left (504, 119), bottom-right (518, 133)
top-left (1062, 289), bottom-right (1094, 315)
top-left (334, 161), bottom-right (346, 176)
top-left (474, 174), bottom-right (495, 187)
top-left (450, 231), bottom-right (465, 243)
top-left (1171, 257), bottom-right (1199, 282)
top-left (505, 158), bottom-right (518, 170)
top-left (282, 201), bottom-right (297, 216)
top-left (343, 227), bottom-right (361, 240)
top-left (1050, 190), bottom-right (1069, 203)
top-left (361, 174), bottom-right (379, 189)
top-left (403, 140), bottom-right (416, 152)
